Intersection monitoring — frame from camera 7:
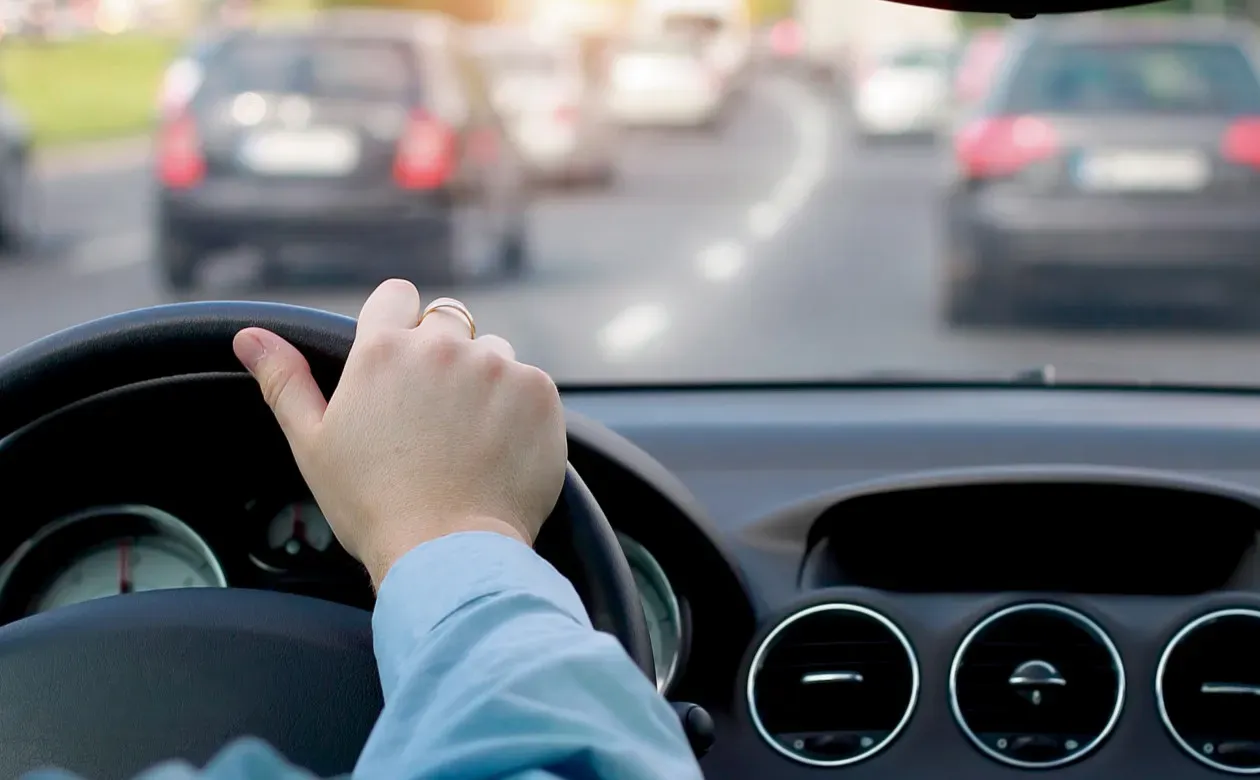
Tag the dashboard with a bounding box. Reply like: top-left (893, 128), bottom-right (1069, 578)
top-left (6, 376), bottom-right (1260, 779)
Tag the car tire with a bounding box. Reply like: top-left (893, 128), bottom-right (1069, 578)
top-left (156, 228), bottom-right (202, 294)
top-left (943, 272), bottom-right (1019, 328)
top-left (590, 163), bottom-right (618, 189)
top-left (0, 155), bottom-right (33, 254)
top-left (499, 227), bottom-right (529, 280)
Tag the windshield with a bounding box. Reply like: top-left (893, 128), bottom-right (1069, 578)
top-left (13, 4), bottom-right (1260, 389)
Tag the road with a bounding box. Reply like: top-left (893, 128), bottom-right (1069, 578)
top-left (7, 73), bottom-right (1260, 386)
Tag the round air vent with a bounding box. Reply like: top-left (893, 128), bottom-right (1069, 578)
top-left (1157, 608), bottom-right (1260, 774)
top-left (950, 603), bottom-right (1124, 769)
top-left (747, 603), bottom-right (919, 767)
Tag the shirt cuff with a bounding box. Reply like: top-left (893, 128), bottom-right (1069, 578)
top-left (371, 531), bottom-right (591, 693)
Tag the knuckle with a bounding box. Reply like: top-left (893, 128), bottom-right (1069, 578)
top-left (519, 365), bottom-right (560, 405)
top-left (357, 333), bottom-right (402, 364)
top-left (476, 348), bottom-right (510, 381)
top-left (259, 366), bottom-right (294, 411)
top-left (423, 333), bottom-right (465, 366)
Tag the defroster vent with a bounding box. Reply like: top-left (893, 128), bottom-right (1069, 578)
top-left (950, 603), bottom-right (1124, 769)
top-left (747, 603), bottom-right (919, 767)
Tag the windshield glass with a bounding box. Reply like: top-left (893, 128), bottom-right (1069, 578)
top-left (13, 4), bottom-right (1260, 389)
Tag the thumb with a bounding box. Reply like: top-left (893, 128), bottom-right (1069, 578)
top-left (233, 328), bottom-right (328, 447)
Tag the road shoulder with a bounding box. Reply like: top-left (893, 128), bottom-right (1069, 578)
top-left (34, 136), bottom-right (151, 181)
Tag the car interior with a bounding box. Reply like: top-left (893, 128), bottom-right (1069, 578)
top-left (3, 1), bottom-right (1260, 780)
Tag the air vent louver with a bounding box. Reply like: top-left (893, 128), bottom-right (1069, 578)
top-left (950, 603), bottom-right (1124, 769)
top-left (1158, 608), bottom-right (1260, 774)
top-left (747, 603), bottom-right (919, 767)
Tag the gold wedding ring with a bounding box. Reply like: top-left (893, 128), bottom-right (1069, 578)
top-left (419, 297), bottom-right (476, 339)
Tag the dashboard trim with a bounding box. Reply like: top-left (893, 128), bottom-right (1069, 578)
top-left (948, 602), bottom-right (1127, 770)
top-left (1156, 607), bottom-right (1260, 775)
top-left (745, 602), bottom-right (921, 768)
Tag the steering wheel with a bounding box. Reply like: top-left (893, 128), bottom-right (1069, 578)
top-left (0, 302), bottom-right (656, 780)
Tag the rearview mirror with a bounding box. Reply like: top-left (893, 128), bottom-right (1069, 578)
top-left (885, 0), bottom-right (1167, 17)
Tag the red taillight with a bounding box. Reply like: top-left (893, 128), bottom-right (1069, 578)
top-left (1222, 117), bottom-right (1260, 170)
top-left (770, 20), bottom-right (801, 57)
top-left (955, 115), bottom-right (1059, 180)
top-left (393, 111), bottom-right (455, 190)
top-left (157, 113), bottom-right (205, 189)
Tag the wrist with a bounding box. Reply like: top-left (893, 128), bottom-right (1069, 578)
top-left (365, 517), bottom-right (531, 590)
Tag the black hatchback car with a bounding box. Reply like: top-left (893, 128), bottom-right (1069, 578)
top-left (941, 18), bottom-right (1260, 327)
top-left (154, 11), bottom-right (531, 292)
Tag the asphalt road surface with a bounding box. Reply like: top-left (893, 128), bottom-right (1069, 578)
top-left (7, 73), bottom-right (1260, 387)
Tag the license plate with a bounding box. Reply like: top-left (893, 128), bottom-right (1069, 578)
top-left (1074, 149), bottom-right (1209, 192)
top-left (240, 129), bottom-right (360, 176)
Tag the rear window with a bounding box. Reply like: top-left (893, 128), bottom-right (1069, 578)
top-left (203, 34), bottom-right (418, 104)
top-left (1004, 41), bottom-right (1260, 114)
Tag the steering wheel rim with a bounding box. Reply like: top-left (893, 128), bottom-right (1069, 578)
top-left (0, 301), bottom-right (655, 779)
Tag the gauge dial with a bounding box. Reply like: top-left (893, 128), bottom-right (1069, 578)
top-left (0, 504), bottom-right (227, 618)
top-left (617, 533), bottom-right (684, 693)
top-left (34, 535), bottom-right (221, 613)
top-left (267, 501), bottom-right (335, 556)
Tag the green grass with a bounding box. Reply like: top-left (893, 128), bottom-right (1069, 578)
top-left (1, 35), bottom-right (181, 148)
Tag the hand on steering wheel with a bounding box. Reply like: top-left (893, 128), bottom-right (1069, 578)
top-left (233, 280), bottom-right (565, 588)
top-left (0, 292), bottom-right (655, 778)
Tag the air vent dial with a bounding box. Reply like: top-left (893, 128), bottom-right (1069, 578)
top-left (747, 603), bottom-right (919, 767)
top-left (950, 603), bottom-right (1125, 769)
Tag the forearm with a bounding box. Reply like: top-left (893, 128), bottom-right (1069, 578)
top-left (356, 532), bottom-right (702, 780)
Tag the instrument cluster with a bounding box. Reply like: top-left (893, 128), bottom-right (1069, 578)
top-left (0, 501), bottom-right (687, 693)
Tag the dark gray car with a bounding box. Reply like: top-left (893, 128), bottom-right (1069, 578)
top-left (154, 11), bottom-right (531, 292)
top-left (941, 18), bottom-right (1260, 327)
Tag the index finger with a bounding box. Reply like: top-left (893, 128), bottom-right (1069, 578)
top-left (357, 279), bottom-right (421, 338)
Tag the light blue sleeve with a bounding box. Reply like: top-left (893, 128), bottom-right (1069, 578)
top-left (22, 532), bottom-right (703, 780)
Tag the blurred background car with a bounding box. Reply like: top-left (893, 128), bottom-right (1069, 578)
top-left (852, 43), bottom-right (955, 141)
top-left (469, 24), bottom-right (619, 188)
top-left (606, 34), bottom-right (727, 130)
top-left (942, 17), bottom-right (1260, 327)
top-left (759, 16), bottom-right (803, 73)
top-left (156, 28), bottom-right (231, 122)
top-left (0, 87), bottom-right (30, 253)
top-left (153, 10), bottom-right (531, 293)
top-left (635, 0), bottom-right (753, 99)
top-left (952, 27), bottom-right (1007, 112)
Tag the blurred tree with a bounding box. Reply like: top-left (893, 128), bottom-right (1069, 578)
top-left (317, 0), bottom-right (497, 21)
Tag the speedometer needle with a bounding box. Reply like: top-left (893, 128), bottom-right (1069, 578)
top-left (118, 539), bottom-right (133, 594)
